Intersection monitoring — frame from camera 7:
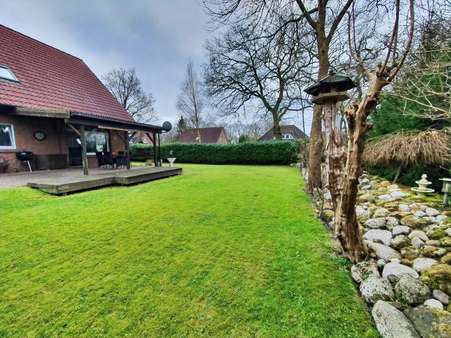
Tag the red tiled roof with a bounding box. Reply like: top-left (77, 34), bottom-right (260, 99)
top-left (0, 25), bottom-right (133, 122)
top-left (179, 127), bottom-right (226, 144)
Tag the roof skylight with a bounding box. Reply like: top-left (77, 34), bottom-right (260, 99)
top-left (0, 66), bottom-right (18, 82)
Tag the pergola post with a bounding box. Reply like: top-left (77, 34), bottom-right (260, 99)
top-left (80, 125), bottom-right (89, 175)
top-left (157, 132), bottom-right (161, 167)
top-left (125, 132), bottom-right (131, 170)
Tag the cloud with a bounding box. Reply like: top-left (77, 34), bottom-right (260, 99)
top-left (0, 0), bottom-right (209, 123)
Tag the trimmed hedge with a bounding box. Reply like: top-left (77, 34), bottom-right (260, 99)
top-left (130, 141), bottom-right (300, 165)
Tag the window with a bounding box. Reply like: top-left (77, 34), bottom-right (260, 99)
top-left (0, 66), bottom-right (18, 82)
top-left (282, 133), bottom-right (294, 140)
top-left (0, 124), bottom-right (16, 149)
top-left (86, 131), bottom-right (109, 154)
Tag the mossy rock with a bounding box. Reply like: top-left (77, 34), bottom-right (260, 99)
top-left (322, 209), bottom-right (335, 222)
top-left (441, 252), bottom-right (451, 265)
top-left (421, 264), bottom-right (451, 294)
top-left (441, 236), bottom-right (451, 247)
top-left (404, 305), bottom-right (451, 338)
top-left (401, 215), bottom-right (429, 229)
top-left (427, 228), bottom-right (447, 240)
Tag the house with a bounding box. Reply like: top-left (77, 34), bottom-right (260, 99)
top-left (0, 25), bottom-right (165, 174)
top-left (179, 127), bottom-right (228, 144)
top-left (258, 125), bottom-right (307, 141)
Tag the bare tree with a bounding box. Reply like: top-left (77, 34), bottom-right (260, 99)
top-left (205, 22), bottom-right (314, 139)
top-left (329, 0), bottom-right (416, 262)
top-left (102, 68), bottom-right (157, 123)
top-left (177, 62), bottom-right (205, 142)
top-left (203, 0), bottom-right (360, 192)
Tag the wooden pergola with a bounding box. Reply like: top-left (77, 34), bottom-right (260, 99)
top-left (4, 105), bottom-right (166, 176)
top-left (66, 112), bottom-right (165, 175)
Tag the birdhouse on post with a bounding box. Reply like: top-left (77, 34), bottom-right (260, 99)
top-left (304, 72), bottom-right (356, 207)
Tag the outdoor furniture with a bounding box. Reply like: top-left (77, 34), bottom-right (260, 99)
top-left (167, 157), bottom-right (176, 167)
top-left (96, 151), bottom-right (114, 168)
top-left (114, 152), bottom-right (128, 168)
top-left (16, 151), bottom-right (33, 172)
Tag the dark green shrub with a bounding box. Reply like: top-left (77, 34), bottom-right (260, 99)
top-left (366, 165), bottom-right (448, 191)
top-left (130, 141), bottom-right (301, 165)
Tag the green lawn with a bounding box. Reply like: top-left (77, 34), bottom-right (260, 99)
top-left (0, 164), bottom-right (377, 337)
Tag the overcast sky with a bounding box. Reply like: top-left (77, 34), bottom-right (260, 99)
top-left (1, 0), bottom-right (311, 132)
top-left (1, 0), bottom-right (211, 123)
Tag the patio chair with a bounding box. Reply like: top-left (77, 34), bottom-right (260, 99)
top-left (96, 151), bottom-right (114, 168)
top-left (114, 151), bottom-right (128, 169)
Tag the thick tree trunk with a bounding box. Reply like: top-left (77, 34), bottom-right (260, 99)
top-left (323, 103), bottom-right (344, 210)
top-left (307, 38), bottom-right (329, 193)
top-left (272, 114), bottom-right (282, 139)
top-left (334, 74), bottom-right (388, 262)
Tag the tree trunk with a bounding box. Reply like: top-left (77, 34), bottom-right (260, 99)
top-left (272, 114), bottom-right (282, 139)
top-left (307, 38), bottom-right (329, 193)
top-left (334, 74), bottom-right (388, 262)
top-left (323, 103), bottom-right (344, 210)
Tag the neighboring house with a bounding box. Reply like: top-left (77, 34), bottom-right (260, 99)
top-left (258, 125), bottom-right (307, 141)
top-left (179, 127), bottom-right (228, 144)
top-left (0, 25), bottom-right (164, 173)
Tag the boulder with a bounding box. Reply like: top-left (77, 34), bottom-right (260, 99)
top-left (391, 235), bottom-right (410, 250)
top-left (365, 217), bottom-right (387, 229)
top-left (372, 301), bottom-right (420, 338)
top-left (391, 190), bottom-right (407, 200)
top-left (422, 246), bottom-right (447, 258)
top-left (404, 305), bottom-right (451, 338)
top-left (421, 264), bottom-right (451, 294)
top-left (409, 230), bottom-right (429, 242)
top-left (378, 194), bottom-right (393, 202)
top-left (433, 289), bottom-right (449, 305)
top-left (394, 275), bottom-right (430, 305)
top-left (401, 246), bottom-right (421, 262)
top-left (385, 216), bottom-right (399, 229)
top-left (356, 205), bottom-right (370, 220)
top-left (360, 275), bottom-right (394, 304)
top-left (322, 209), bottom-right (335, 222)
top-left (411, 237), bottom-right (425, 248)
top-left (393, 225), bottom-right (411, 236)
top-left (414, 210), bottom-right (427, 218)
top-left (368, 242), bottom-right (401, 261)
top-left (440, 236), bottom-right (451, 247)
top-left (399, 204), bottom-right (411, 212)
top-left (359, 193), bottom-right (375, 203)
top-left (382, 262), bottom-right (419, 280)
top-left (364, 229), bottom-right (392, 246)
top-left (424, 298), bottom-right (444, 310)
top-left (426, 207), bottom-right (440, 217)
top-left (427, 228), bottom-right (447, 240)
top-left (412, 258), bottom-right (438, 273)
top-left (374, 208), bottom-right (389, 218)
top-left (441, 252), bottom-right (451, 265)
top-left (401, 215), bottom-right (429, 229)
top-left (351, 260), bottom-right (380, 283)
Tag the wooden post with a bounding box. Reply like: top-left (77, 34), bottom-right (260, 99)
top-left (157, 132), bottom-right (161, 167)
top-left (125, 132), bottom-right (131, 170)
top-left (150, 132), bottom-right (156, 166)
top-left (80, 125), bottom-right (89, 175)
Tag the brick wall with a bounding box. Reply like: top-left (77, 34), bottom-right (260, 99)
top-left (0, 115), bottom-right (68, 172)
top-left (0, 115), bottom-right (128, 173)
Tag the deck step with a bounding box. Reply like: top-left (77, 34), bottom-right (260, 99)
top-left (28, 167), bottom-right (182, 195)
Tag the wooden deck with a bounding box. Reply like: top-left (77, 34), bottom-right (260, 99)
top-left (27, 167), bottom-right (182, 195)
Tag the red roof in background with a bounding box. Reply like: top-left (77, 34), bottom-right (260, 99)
top-left (0, 25), bottom-right (133, 122)
top-left (179, 127), bottom-right (227, 144)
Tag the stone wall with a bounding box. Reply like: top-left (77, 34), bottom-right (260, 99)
top-left (312, 173), bottom-right (451, 337)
